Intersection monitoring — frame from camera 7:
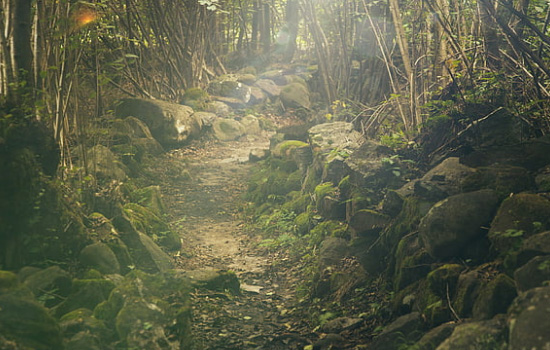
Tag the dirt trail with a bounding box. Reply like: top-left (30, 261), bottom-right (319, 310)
top-left (160, 135), bottom-right (311, 350)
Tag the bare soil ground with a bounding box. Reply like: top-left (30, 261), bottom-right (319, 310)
top-left (158, 134), bottom-right (314, 350)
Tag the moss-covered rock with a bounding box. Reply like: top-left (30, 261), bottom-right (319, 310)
top-left (436, 315), bottom-right (507, 350)
top-left (488, 193), bottom-right (550, 254)
top-left (87, 144), bottom-right (129, 182)
top-left (419, 189), bottom-right (500, 259)
top-left (514, 255), bottom-right (550, 292)
top-left (0, 294), bottom-right (63, 349)
top-left (54, 278), bottom-right (116, 318)
top-left (92, 269), bottom-right (191, 348)
top-left (349, 209), bottom-right (390, 238)
top-left (59, 308), bottom-right (109, 340)
top-left (21, 266), bottom-right (72, 307)
top-left (472, 273), bottom-right (517, 320)
top-left (129, 185), bottom-right (166, 217)
top-left (462, 165), bottom-right (535, 198)
top-left (0, 271), bottom-right (19, 292)
top-left (507, 286), bottom-right (550, 350)
top-left (426, 264), bottom-right (464, 298)
top-left (412, 322), bottom-right (456, 350)
top-left (453, 270), bottom-right (483, 318)
top-left (393, 233), bottom-right (433, 291)
top-left (123, 202), bottom-right (177, 251)
top-left (79, 243), bottom-right (121, 275)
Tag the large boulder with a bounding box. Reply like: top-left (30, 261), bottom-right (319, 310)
top-left (419, 190), bottom-right (500, 259)
top-left (280, 82), bottom-right (311, 109)
top-left (488, 193), bottom-right (550, 254)
top-left (115, 98), bottom-right (202, 148)
top-left (212, 118), bottom-right (246, 141)
top-left (507, 286), bottom-right (550, 350)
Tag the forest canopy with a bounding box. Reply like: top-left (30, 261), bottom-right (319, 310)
top-left (2, 0), bottom-right (550, 156)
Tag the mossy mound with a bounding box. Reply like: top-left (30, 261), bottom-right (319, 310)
top-left (54, 278), bottom-right (116, 318)
top-left (93, 269), bottom-right (191, 348)
top-left (0, 293), bottom-right (63, 350)
top-left (426, 264), bottom-right (464, 298)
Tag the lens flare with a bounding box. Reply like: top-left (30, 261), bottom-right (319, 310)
top-left (73, 8), bottom-right (98, 28)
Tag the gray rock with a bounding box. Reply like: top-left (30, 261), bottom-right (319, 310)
top-left (194, 111), bottom-right (217, 127)
top-left (248, 86), bottom-right (267, 105)
top-left (309, 122), bottom-right (364, 152)
top-left (280, 82), bottom-right (311, 109)
top-left (514, 255), bottom-right (550, 292)
top-left (240, 115), bottom-right (261, 135)
top-left (115, 98), bottom-right (202, 148)
top-left (507, 286), bottom-right (550, 350)
top-left (80, 243), bottom-right (121, 275)
top-left (254, 79), bottom-right (281, 97)
top-left (212, 118), bottom-right (246, 141)
top-left (419, 190), bottom-right (500, 259)
top-left (206, 100), bottom-right (232, 115)
top-left (462, 164), bottom-right (535, 197)
top-left (453, 270), bottom-right (482, 318)
top-left (422, 157), bottom-right (475, 195)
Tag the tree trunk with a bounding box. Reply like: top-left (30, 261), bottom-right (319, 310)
top-left (12, 0), bottom-right (33, 90)
top-left (283, 0), bottom-right (299, 62)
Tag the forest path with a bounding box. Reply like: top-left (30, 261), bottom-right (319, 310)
top-left (158, 134), bottom-right (312, 350)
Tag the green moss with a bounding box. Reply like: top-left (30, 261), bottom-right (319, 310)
top-left (129, 186), bottom-right (166, 216)
top-left (426, 264), bottom-right (464, 298)
top-left (0, 270), bottom-right (18, 292)
top-left (81, 269), bottom-right (103, 280)
top-left (0, 294), bottom-right (63, 349)
top-left (55, 278), bottom-right (116, 318)
top-left (294, 212), bottom-right (313, 236)
top-left (308, 221), bottom-right (347, 247)
top-left (123, 203), bottom-right (173, 245)
top-left (282, 192), bottom-right (311, 214)
top-left (183, 87), bottom-right (209, 101)
top-left (277, 140), bottom-right (308, 156)
top-left (472, 273), bottom-right (517, 319)
top-left (315, 182), bottom-right (337, 200)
